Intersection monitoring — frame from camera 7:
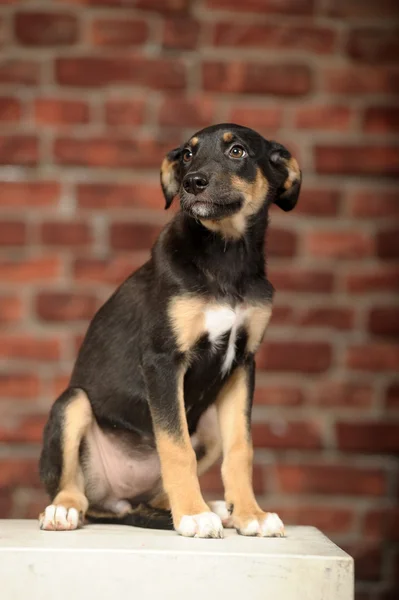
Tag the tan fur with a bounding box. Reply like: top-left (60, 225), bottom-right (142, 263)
top-left (216, 367), bottom-right (265, 528)
top-left (161, 157), bottom-right (179, 197)
top-left (52, 390), bottom-right (92, 515)
top-left (223, 132), bottom-right (233, 142)
top-left (190, 136), bottom-right (199, 147)
top-left (153, 367), bottom-right (209, 527)
top-left (201, 169), bottom-right (269, 240)
top-left (168, 295), bottom-right (207, 353)
top-left (246, 304), bottom-right (272, 353)
top-left (284, 157), bottom-right (300, 190)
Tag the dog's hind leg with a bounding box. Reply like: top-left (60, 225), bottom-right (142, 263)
top-left (39, 388), bottom-right (92, 531)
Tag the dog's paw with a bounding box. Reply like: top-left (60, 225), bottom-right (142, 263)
top-left (177, 511), bottom-right (224, 538)
top-left (208, 501), bottom-right (234, 528)
top-left (235, 512), bottom-right (285, 537)
top-left (39, 505), bottom-right (81, 531)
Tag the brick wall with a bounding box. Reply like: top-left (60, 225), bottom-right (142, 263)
top-left (0, 0), bottom-right (398, 597)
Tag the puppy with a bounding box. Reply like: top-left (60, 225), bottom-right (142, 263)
top-left (39, 123), bottom-right (301, 538)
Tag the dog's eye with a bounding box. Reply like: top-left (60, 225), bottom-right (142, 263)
top-left (182, 149), bottom-right (193, 163)
top-left (229, 145), bottom-right (246, 159)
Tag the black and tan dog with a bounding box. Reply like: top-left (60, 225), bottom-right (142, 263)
top-left (39, 123), bottom-right (301, 538)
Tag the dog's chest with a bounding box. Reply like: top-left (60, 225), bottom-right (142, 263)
top-left (204, 305), bottom-right (250, 374)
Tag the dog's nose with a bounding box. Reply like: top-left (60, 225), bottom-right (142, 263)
top-left (182, 173), bottom-right (209, 195)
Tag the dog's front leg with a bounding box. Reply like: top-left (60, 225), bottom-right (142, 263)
top-left (217, 360), bottom-right (285, 537)
top-left (144, 356), bottom-right (223, 538)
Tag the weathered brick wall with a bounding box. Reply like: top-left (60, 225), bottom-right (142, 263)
top-left (0, 0), bottom-right (398, 597)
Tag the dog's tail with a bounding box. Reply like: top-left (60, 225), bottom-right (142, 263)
top-left (86, 503), bottom-right (174, 531)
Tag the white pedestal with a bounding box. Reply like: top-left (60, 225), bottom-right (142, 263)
top-left (0, 520), bottom-right (353, 600)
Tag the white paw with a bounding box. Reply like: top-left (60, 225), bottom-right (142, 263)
top-left (39, 505), bottom-right (80, 531)
top-left (177, 511), bottom-right (224, 538)
top-left (239, 513), bottom-right (285, 537)
top-left (208, 501), bottom-right (234, 528)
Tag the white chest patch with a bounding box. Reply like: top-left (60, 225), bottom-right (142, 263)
top-left (204, 305), bottom-right (250, 375)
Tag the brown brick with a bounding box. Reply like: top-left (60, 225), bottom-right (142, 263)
top-left (314, 382), bottom-right (373, 408)
top-left (0, 59), bottom-right (40, 85)
top-left (0, 415), bottom-right (46, 444)
top-left (0, 221), bottom-right (26, 246)
top-left (257, 341), bottom-right (332, 373)
top-left (324, 0), bottom-right (399, 18)
top-left (105, 99), bottom-right (146, 126)
top-left (201, 463), bottom-right (264, 494)
top-left (34, 98), bottom-right (89, 125)
top-left (0, 181), bottom-right (60, 207)
top-left (36, 292), bottom-right (98, 322)
top-left (315, 145), bottom-right (399, 176)
top-left (0, 373), bottom-right (40, 399)
top-left (159, 96), bottom-right (215, 127)
top-left (0, 335), bottom-right (61, 361)
top-left (297, 307), bottom-right (354, 330)
top-left (295, 105), bottom-right (351, 130)
top-left (77, 182), bottom-right (164, 210)
top-left (252, 420), bottom-right (322, 450)
top-left (268, 267), bottom-right (335, 293)
top-left (73, 256), bottom-right (145, 285)
top-left (324, 66), bottom-right (399, 95)
top-left (337, 421), bottom-right (399, 454)
top-left (0, 135), bottom-right (38, 166)
top-left (363, 106), bottom-right (399, 133)
top-left (276, 464), bottom-right (387, 496)
top-left (349, 189), bottom-right (399, 217)
top-left (206, 0), bottom-right (314, 15)
top-left (347, 28), bottom-right (399, 63)
top-left (15, 12), bottom-right (78, 46)
top-left (305, 231), bottom-right (374, 259)
top-left (368, 307), bottom-right (399, 338)
top-left (226, 105), bottom-right (283, 132)
top-left (296, 188), bottom-right (340, 216)
top-left (0, 458), bottom-right (41, 489)
top-left (0, 257), bottom-right (61, 282)
top-left (56, 57), bottom-right (186, 90)
top-left (163, 18), bottom-right (200, 50)
top-left (110, 223), bottom-right (162, 251)
top-left (40, 221), bottom-right (91, 247)
top-left (254, 385), bottom-right (304, 406)
top-left (91, 18), bottom-right (149, 46)
top-left (345, 266), bottom-right (399, 293)
top-left (274, 505), bottom-right (354, 535)
top-left (202, 61), bottom-right (312, 96)
top-left (347, 343), bottom-right (399, 371)
top-left (0, 97), bottom-right (21, 121)
top-left (0, 295), bottom-right (23, 324)
top-left (268, 228), bottom-right (297, 257)
top-left (376, 227), bottom-right (399, 258)
top-left (386, 382), bottom-right (399, 409)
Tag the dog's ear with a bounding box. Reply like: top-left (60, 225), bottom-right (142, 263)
top-left (160, 147), bottom-right (182, 209)
top-left (269, 142), bottom-right (302, 212)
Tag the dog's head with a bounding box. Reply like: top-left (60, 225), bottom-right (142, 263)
top-left (160, 123), bottom-right (301, 237)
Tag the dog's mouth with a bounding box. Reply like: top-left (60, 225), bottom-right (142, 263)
top-left (180, 191), bottom-right (243, 220)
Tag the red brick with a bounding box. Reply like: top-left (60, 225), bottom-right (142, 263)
top-left (315, 145), bottom-right (399, 177)
top-left (0, 221), bottom-right (26, 246)
top-left (0, 59), bottom-right (40, 85)
top-left (324, 66), bottom-right (399, 95)
top-left (40, 221), bottom-right (91, 247)
top-left (386, 382), bottom-right (399, 409)
top-left (206, 0), bottom-right (314, 15)
top-left (73, 256), bottom-right (145, 285)
top-left (295, 105), bottom-right (351, 131)
top-left (0, 135), bottom-right (38, 166)
top-left (269, 305), bottom-right (294, 325)
top-left (213, 23), bottom-right (335, 54)
top-left (52, 374), bottom-right (70, 398)
top-left (337, 421), bottom-right (399, 454)
top-left (296, 188), bottom-right (340, 216)
top-left (91, 18), bottom-right (148, 46)
top-left (268, 228), bottom-right (297, 257)
top-left (345, 266), bottom-right (399, 293)
top-left (363, 508), bottom-right (399, 541)
top-left (0, 295), bottom-right (23, 324)
top-left (347, 28), bottom-right (399, 63)
top-left (0, 458), bottom-right (41, 488)
top-left (274, 506), bottom-right (354, 534)
top-left (276, 464), bottom-right (387, 497)
top-left (0, 181), bottom-right (60, 207)
top-left (202, 62), bottom-right (311, 96)
top-left (257, 341), bottom-right (332, 373)
top-left (0, 491), bottom-right (12, 519)
top-left (324, 0), bottom-right (399, 17)
top-left (56, 57), bottom-right (186, 90)
top-left (0, 335), bottom-right (61, 361)
top-left (159, 96), bottom-right (215, 128)
top-left (201, 464), bottom-right (264, 494)
top-left (313, 382), bottom-right (373, 409)
top-left (163, 18), bottom-right (200, 50)
top-left (268, 267), bottom-right (335, 293)
top-left (0, 257), bottom-right (61, 282)
top-left (297, 307), bottom-right (354, 330)
top-left (226, 106), bottom-right (283, 132)
top-left (0, 414), bottom-right (46, 443)
top-left (363, 107), bottom-right (399, 133)
top-left (368, 307), bottom-right (399, 338)
top-left (105, 99), bottom-right (145, 126)
top-left (36, 292), bottom-right (99, 322)
top-left (349, 190), bottom-right (399, 217)
top-left (305, 231), bottom-right (374, 259)
top-left (347, 343), bottom-right (399, 371)
top-left (252, 420), bottom-right (322, 450)
top-left (110, 223), bottom-right (162, 251)
top-left (254, 385), bottom-right (304, 406)
top-left (54, 0), bottom-right (189, 11)
top-left (54, 137), bottom-right (173, 168)
top-left (77, 182), bottom-right (164, 210)
top-left (15, 12), bottom-right (78, 46)
top-left (0, 97), bottom-right (21, 121)
top-left (34, 98), bottom-right (89, 125)
top-left (0, 373), bottom-right (40, 399)
top-left (376, 227), bottom-right (399, 258)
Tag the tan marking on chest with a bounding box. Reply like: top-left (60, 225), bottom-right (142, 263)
top-left (246, 305), bottom-right (272, 353)
top-left (168, 296), bottom-right (207, 353)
